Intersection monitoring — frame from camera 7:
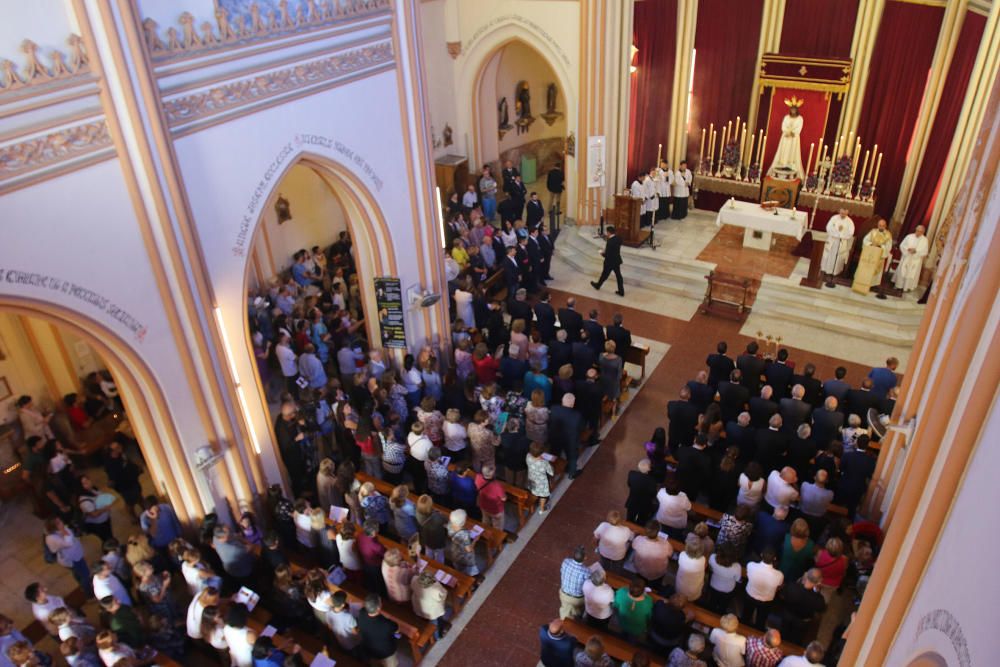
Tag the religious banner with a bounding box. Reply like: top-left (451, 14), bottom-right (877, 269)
top-left (761, 176), bottom-right (802, 208)
top-left (586, 136), bottom-right (606, 188)
top-left (374, 277), bottom-right (406, 348)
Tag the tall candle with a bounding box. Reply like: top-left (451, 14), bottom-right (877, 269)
top-left (760, 135), bottom-right (767, 166)
top-left (867, 144), bottom-right (878, 180)
top-left (719, 126), bottom-right (729, 165)
top-left (699, 129), bottom-right (706, 167)
top-left (804, 142), bottom-right (815, 178)
top-left (745, 134), bottom-right (755, 171)
top-left (850, 141), bottom-right (862, 182)
top-left (657, 143), bottom-right (662, 166)
top-left (816, 138), bottom-right (823, 173)
top-left (858, 150), bottom-right (870, 189)
top-left (756, 129), bottom-right (764, 165)
top-left (839, 134), bottom-right (846, 157)
top-left (847, 131), bottom-right (855, 156)
top-left (872, 152), bottom-right (883, 187)
top-left (831, 140), bottom-right (840, 166)
top-left (726, 121), bottom-right (733, 145)
top-left (734, 117), bottom-right (740, 142)
top-left (739, 126), bottom-right (747, 169)
top-left (708, 131), bottom-right (716, 170)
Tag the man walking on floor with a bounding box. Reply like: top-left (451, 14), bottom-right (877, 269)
top-left (590, 225), bottom-right (624, 296)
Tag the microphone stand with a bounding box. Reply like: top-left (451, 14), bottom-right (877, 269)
top-left (825, 234), bottom-right (840, 288)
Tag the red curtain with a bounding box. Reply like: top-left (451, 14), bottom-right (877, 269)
top-left (780, 0), bottom-right (859, 58)
top-left (687, 0), bottom-right (765, 163)
top-left (900, 11), bottom-right (987, 236)
top-left (627, 0), bottom-right (677, 181)
top-left (855, 1), bottom-right (944, 221)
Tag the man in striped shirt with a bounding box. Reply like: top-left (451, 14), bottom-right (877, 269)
top-left (745, 628), bottom-right (784, 667)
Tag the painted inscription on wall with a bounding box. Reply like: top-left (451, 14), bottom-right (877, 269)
top-left (0, 270), bottom-right (148, 342)
top-left (464, 15), bottom-right (571, 67)
top-left (233, 135), bottom-right (384, 257)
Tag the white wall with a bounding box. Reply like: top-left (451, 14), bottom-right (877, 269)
top-left (0, 0), bottom-right (78, 67)
top-left (255, 164), bottom-right (349, 278)
top-left (419, 0), bottom-right (460, 160)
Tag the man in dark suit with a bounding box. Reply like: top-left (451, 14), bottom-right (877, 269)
top-left (549, 393), bottom-right (584, 478)
top-left (787, 423), bottom-right (817, 483)
top-left (822, 366), bottom-right (850, 404)
top-left (549, 329), bottom-right (572, 372)
top-left (507, 288), bottom-right (532, 328)
top-left (509, 175), bottom-right (527, 218)
top-left (779, 385), bottom-right (812, 434)
top-left (792, 363), bottom-right (823, 408)
top-left (717, 369), bottom-right (750, 424)
top-left (526, 228), bottom-right (545, 289)
top-left (749, 385), bottom-right (779, 428)
top-left (737, 342), bottom-right (766, 394)
top-left (667, 386), bottom-right (699, 453)
top-left (502, 246), bottom-right (520, 294)
top-left (526, 192), bottom-right (545, 229)
top-left (686, 371), bottom-right (714, 414)
top-left (516, 236), bottom-right (535, 292)
top-left (754, 414), bottom-right (788, 473)
top-left (582, 310), bottom-right (605, 356)
top-left (537, 224), bottom-right (555, 281)
top-left (575, 368), bottom-right (604, 445)
top-left (676, 433), bottom-right (713, 500)
top-left (811, 397), bottom-right (845, 449)
top-left (725, 412), bottom-right (756, 462)
top-left (590, 225), bottom-right (625, 296)
top-left (534, 291), bottom-right (557, 343)
top-left (764, 349), bottom-right (794, 401)
top-left (845, 379), bottom-right (881, 419)
top-left (706, 341), bottom-right (735, 389)
top-left (546, 164), bottom-right (565, 213)
top-left (558, 298), bottom-right (583, 343)
top-left (605, 313), bottom-right (632, 352)
top-left (501, 159), bottom-right (519, 197)
top-left (625, 459), bottom-right (659, 524)
top-left (485, 301), bottom-right (508, 350)
top-left (497, 196), bottom-right (519, 224)
top-left (571, 331), bottom-right (596, 380)
top-left (835, 435), bottom-right (877, 517)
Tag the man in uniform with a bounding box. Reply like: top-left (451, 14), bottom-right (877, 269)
top-left (672, 160), bottom-right (693, 220)
top-left (821, 208), bottom-right (855, 285)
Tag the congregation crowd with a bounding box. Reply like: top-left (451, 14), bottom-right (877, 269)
top-left (542, 342), bottom-right (895, 667)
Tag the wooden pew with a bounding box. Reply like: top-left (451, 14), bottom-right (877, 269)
top-left (602, 571), bottom-right (805, 656)
top-left (622, 342), bottom-right (651, 382)
top-left (445, 459), bottom-right (566, 529)
top-left (356, 472), bottom-right (506, 565)
top-left (246, 610), bottom-right (366, 667)
top-left (481, 269), bottom-right (509, 302)
top-left (561, 618), bottom-right (665, 667)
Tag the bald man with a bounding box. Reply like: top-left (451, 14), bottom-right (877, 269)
top-left (539, 618), bottom-right (575, 667)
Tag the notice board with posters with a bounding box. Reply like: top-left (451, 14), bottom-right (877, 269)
top-left (374, 277), bottom-right (406, 348)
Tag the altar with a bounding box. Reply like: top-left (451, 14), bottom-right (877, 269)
top-left (715, 199), bottom-right (808, 250)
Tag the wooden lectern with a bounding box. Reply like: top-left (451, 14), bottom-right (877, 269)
top-left (612, 193), bottom-right (649, 247)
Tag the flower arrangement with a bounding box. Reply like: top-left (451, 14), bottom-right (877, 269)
top-left (747, 164), bottom-right (761, 182)
top-left (831, 154), bottom-right (852, 185)
top-left (806, 172), bottom-right (819, 191)
top-left (722, 142), bottom-right (741, 169)
top-left (859, 180), bottom-right (873, 200)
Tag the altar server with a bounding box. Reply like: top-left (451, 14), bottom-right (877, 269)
top-left (642, 169), bottom-right (658, 227)
top-left (630, 174), bottom-right (647, 220)
top-left (893, 225), bottom-right (929, 292)
top-left (821, 208), bottom-right (855, 278)
top-left (655, 160), bottom-right (673, 222)
top-left (671, 160), bottom-right (693, 220)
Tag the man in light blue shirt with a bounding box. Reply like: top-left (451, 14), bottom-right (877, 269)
top-left (867, 357), bottom-right (899, 398)
top-left (298, 344), bottom-right (327, 389)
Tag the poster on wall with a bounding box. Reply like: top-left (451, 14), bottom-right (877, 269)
top-left (586, 135), bottom-right (606, 188)
top-left (374, 277), bottom-right (406, 349)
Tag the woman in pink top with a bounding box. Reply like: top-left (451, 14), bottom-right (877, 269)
top-left (814, 537), bottom-right (848, 602)
top-left (381, 549), bottom-right (415, 603)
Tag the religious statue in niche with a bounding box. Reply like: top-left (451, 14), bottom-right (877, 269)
top-left (541, 82), bottom-right (564, 126)
top-left (515, 81), bottom-right (535, 134)
top-left (442, 123), bottom-right (453, 147)
top-left (275, 193), bottom-right (292, 224)
top-left (498, 97), bottom-right (513, 140)
top-left (768, 96), bottom-right (805, 180)
top-left (565, 131), bottom-right (576, 157)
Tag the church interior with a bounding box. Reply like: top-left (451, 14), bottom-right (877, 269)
top-left (0, 0), bottom-right (997, 665)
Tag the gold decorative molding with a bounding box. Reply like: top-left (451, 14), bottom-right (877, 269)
top-left (0, 120), bottom-right (111, 180)
top-left (0, 35), bottom-right (90, 92)
top-left (142, 0), bottom-right (391, 62)
top-left (162, 40), bottom-right (393, 127)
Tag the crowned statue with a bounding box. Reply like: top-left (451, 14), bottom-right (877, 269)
top-left (768, 96), bottom-right (805, 179)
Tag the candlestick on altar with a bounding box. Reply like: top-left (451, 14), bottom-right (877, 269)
top-left (745, 134), bottom-right (755, 176)
top-left (756, 129), bottom-right (764, 165)
top-left (760, 134), bottom-right (767, 169)
top-left (718, 126), bottom-right (729, 175)
top-left (739, 125), bottom-right (747, 161)
top-left (831, 139), bottom-right (840, 165)
top-left (698, 129), bottom-right (706, 168)
top-left (804, 142), bottom-right (815, 180)
top-left (847, 131), bottom-right (855, 155)
top-left (708, 131), bottom-right (716, 173)
top-left (734, 117), bottom-right (740, 142)
top-left (858, 150), bottom-right (870, 195)
top-left (867, 144), bottom-right (878, 180)
top-left (872, 152), bottom-right (883, 187)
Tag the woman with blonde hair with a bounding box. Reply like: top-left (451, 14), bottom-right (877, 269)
top-left (416, 396), bottom-right (445, 447)
top-left (381, 548), bottom-right (415, 603)
top-left (524, 390), bottom-right (550, 444)
top-left (675, 534), bottom-right (707, 602)
top-left (442, 408), bottom-right (468, 460)
top-left (592, 510), bottom-right (633, 573)
top-left (467, 410), bottom-right (499, 472)
top-left (447, 509), bottom-right (478, 576)
top-left (316, 458), bottom-right (337, 511)
top-left (509, 319), bottom-right (529, 360)
top-left (134, 560), bottom-right (178, 622)
top-left (598, 339), bottom-right (623, 403)
top-left (815, 537), bottom-right (848, 602)
top-left (780, 518), bottom-right (816, 582)
top-left (181, 547), bottom-right (221, 595)
top-left (124, 533), bottom-right (155, 569)
top-left (390, 484), bottom-right (419, 541)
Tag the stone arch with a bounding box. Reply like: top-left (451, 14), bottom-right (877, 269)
top-left (0, 295), bottom-right (206, 524)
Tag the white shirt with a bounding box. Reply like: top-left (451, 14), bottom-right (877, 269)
top-left (222, 624), bottom-right (254, 667)
top-left (93, 573), bottom-right (132, 606)
top-left (275, 343), bottom-right (297, 377)
top-left (710, 628), bottom-right (747, 667)
top-left (675, 553), bottom-right (706, 600)
top-left (402, 368), bottom-right (423, 393)
top-left (462, 191), bottom-right (478, 208)
top-left (655, 489), bottom-right (692, 528)
top-left (630, 179), bottom-right (645, 200)
top-left (593, 522), bottom-right (633, 561)
top-left (737, 474), bottom-right (765, 507)
top-left (764, 470), bottom-right (799, 510)
top-left (329, 608), bottom-right (361, 649)
top-left (709, 553), bottom-right (743, 593)
top-left (746, 562), bottom-right (784, 601)
top-left (46, 530), bottom-right (84, 568)
top-left (631, 535), bottom-right (673, 581)
top-left (294, 511), bottom-right (317, 547)
top-left (672, 169), bottom-right (693, 197)
top-left (443, 421), bottom-right (468, 452)
top-left (186, 596), bottom-right (207, 638)
top-left (336, 535), bottom-right (361, 571)
top-left (407, 433), bottom-right (433, 461)
top-left (800, 482), bottom-right (834, 517)
top-left (655, 167), bottom-right (674, 196)
top-left (32, 595), bottom-right (66, 629)
top-left (582, 580), bottom-right (614, 619)
top-left (777, 657), bottom-right (825, 667)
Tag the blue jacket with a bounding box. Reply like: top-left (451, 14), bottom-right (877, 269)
top-left (539, 626), bottom-right (575, 667)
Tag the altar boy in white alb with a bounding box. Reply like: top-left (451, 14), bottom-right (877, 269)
top-left (643, 169), bottom-right (658, 227)
top-left (894, 225), bottom-right (929, 292)
top-left (654, 160), bottom-right (673, 222)
top-left (821, 208), bottom-right (855, 277)
top-left (630, 174), bottom-right (649, 227)
top-left (671, 160), bottom-right (693, 220)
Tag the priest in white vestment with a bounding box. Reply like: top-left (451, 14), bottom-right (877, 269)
top-left (893, 225), bottom-right (929, 291)
top-left (768, 97), bottom-right (805, 179)
top-left (821, 208), bottom-right (855, 277)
